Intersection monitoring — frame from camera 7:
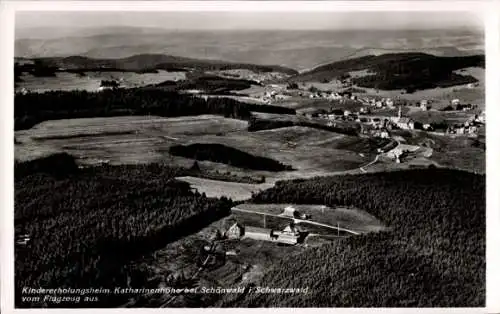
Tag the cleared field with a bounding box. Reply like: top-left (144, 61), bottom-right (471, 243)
top-left (233, 203), bottom-right (387, 233)
top-left (253, 126), bottom-right (336, 146)
top-left (15, 115), bottom-right (249, 163)
top-left (191, 130), bottom-right (367, 173)
top-left (408, 110), bottom-right (478, 126)
top-left (176, 176), bottom-right (273, 201)
top-left (16, 70), bottom-right (186, 93)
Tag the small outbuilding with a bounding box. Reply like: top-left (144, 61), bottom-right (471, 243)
top-left (226, 223), bottom-right (245, 239)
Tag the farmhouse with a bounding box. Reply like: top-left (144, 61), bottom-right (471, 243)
top-left (225, 223), bottom-right (299, 245)
top-left (99, 80), bottom-right (120, 91)
top-left (423, 123), bottom-right (433, 131)
top-left (388, 148), bottom-right (405, 163)
top-left (420, 103), bottom-right (430, 111)
top-left (385, 98), bottom-right (395, 108)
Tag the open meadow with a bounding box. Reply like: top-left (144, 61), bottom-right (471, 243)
top-left (15, 115), bottom-right (370, 177)
top-left (16, 70), bottom-right (186, 93)
top-left (232, 203), bottom-right (388, 234)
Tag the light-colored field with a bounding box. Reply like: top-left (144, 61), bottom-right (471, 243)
top-left (16, 70), bottom-right (185, 93)
top-left (176, 176), bottom-right (274, 201)
top-left (17, 113), bottom-right (451, 201)
top-left (190, 129), bottom-right (367, 174)
top-left (233, 203), bottom-right (387, 233)
top-left (253, 126), bottom-right (338, 146)
top-left (15, 115), bottom-right (368, 174)
top-left (16, 115), bottom-right (377, 201)
top-left (15, 115), bottom-right (249, 163)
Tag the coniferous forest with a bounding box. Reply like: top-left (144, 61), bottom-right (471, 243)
top-left (219, 168), bottom-right (485, 307)
top-left (15, 154), bottom-right (233, 308)
top-left (169, 143), bottom-right (294, 171)
top-left (16, 154), bottom-right (485, 308)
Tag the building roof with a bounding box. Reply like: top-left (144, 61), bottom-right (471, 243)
top-left (395, 117), bottom-right (412, 124)
top-left (245, 226), bottom-right (272, 234)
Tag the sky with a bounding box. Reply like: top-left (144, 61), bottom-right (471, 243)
top-left (16, 11), bottom-right (484, 32)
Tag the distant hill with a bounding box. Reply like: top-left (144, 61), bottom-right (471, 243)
top-left (290, 53), bottom-right (485, 92)
top-left (18, 54), bottom-right (299, 75)
top-left (15, 29), bottom-right (483, 70)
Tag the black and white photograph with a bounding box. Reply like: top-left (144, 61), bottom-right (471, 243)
top-left (1, 1), bottom-right (497, 311)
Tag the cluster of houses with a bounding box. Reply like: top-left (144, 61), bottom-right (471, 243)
top-left (314, 106), bottom-right (416, 131)
top-left (213, 69), bottom-right (289, 84)
top-left (306, 90), bottom-right (355, 101)
top-left (448, 99), bottom-right (478, 112)
top-left (446, 114), bottom-right (484, 135)
top-left (359, 96), bottom-right (397, 109)
top-left (98, 79), bottom-right (121, 91)
top-left (261, 88), bottom-right (292, 103)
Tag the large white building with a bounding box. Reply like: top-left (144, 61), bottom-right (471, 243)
top-left (390, 107), bottom-right (415, 130)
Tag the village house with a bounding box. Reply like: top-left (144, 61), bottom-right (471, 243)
top-left (359, 107), bottom-right (370, 114)
top-left (451, 99), bottom-right (460, 106)
top-left (478, 111), bottom-right (486, 123)
top-left (388, 148), bottom-right (405, 163)
top-left (385, 98), bottom-right (395, 108)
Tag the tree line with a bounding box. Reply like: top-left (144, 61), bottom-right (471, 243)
top-left (15, 88), bottom-right (295, 130)
top-left (169, 143), bottom-right (293, 172)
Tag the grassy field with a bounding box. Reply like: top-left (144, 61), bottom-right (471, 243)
top-left (16, 70), bottom-right (186, 93)
top-left (15, 115), bottom-right (374, 202)
top-left (15, 115), bottom-right (249, 163)
top-left (176, 176), bottom-right (273, 201)
top-left (233, 203), bottom-right (387, 233)
top-left (407, 110), bottom-right (478, 125)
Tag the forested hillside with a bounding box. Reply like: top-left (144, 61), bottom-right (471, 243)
top-left (15, 89), bottom-right (295, 130)
top-left (154, 73), bottom-right (259, 94)
top-left (15, 154), bottom-right (233, 308)
top-left (21, 54), bottom-right (299, 75)
top-left (222, 169), bottom-right (485, 307)
top-left (291, 53), bottom-right (484, 92)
